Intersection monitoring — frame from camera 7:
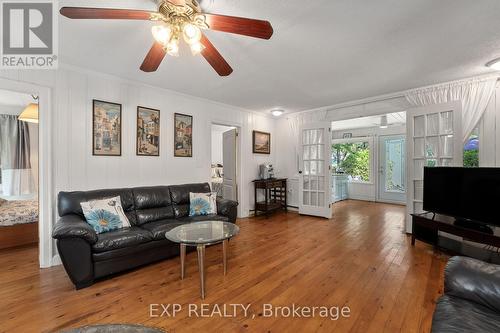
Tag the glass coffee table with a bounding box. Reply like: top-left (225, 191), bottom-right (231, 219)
top-left (165, 221), bottom-right (239, 299)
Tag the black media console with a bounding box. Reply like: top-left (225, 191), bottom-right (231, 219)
top-left (411, 212), bottom-right (500, 263)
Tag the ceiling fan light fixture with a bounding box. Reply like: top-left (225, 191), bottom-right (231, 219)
top-left (190, 41), bottom-right (205, 55)
top-left (167, 38), bottom-right (180, 56)
top-left (183, 22), bottom-right (201, 45)
top-left (151, 24), bottom-right (172, 46)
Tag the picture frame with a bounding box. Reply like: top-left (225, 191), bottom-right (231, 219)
top-left (92, 99), bottom-right (122, 156)
top-left (174, 113), bottom-right (193, 157)
top-left (253, 130), bottom-right (271, 154)
top-left (136, 106), bottom-right (160, 156)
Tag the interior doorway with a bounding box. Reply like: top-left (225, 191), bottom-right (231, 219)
top-left (211, 124), bottom-right (239, 202)
top-left (0, 89), bottom-right (39, 251)
top-left (330, 112), bottom-right (407, 205)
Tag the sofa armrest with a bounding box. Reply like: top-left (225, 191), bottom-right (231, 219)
top-left (217, 198), bottom-right (238, 223)
top-left (52, 214), bottom-right (98, 244)
top-left (445, 256), bottom-right (500, 312)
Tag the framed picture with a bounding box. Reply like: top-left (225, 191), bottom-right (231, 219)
top-left (137, 106), bottom-right (160, 156)
top-left (174, 113), bottom-right (193, 157)
top-left (253, 130), bottom-right (271, 154)
top-left (93, 100), bottom-right (122, 156)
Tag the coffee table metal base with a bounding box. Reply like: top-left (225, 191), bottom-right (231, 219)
top-left (179, 239), bottom-right (229, 299)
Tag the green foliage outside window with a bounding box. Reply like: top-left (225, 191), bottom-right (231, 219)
top-left (463, 149), bottom-right (479, 167)
top-left (332, 142), bottom-right (370, 182)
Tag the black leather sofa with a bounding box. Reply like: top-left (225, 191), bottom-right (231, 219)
top-left (52, 183), bottom-right (238, 289)
top-left (432, 256), bottom-right (500, 332)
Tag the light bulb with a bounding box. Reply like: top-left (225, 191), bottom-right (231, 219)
top-left (183, 23), bottom-right (201, 45)
top-left (167, 38), bottom-right (179, 57)
top-left (190, 42), bottom-right (205, 55)
top-left (151, 24), bottom-right (172, 46)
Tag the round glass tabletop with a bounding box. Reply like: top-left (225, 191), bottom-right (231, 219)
top-left (165, 221), bottom-right (239, 245)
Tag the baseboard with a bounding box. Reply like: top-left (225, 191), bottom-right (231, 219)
top-left (51, 254), bottom-right (62, 266)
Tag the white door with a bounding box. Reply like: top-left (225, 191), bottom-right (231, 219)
top-left (406, 101), bottom-right (462, 232)
top-left (222, 129), bottom-right (237, 201)
top-left (299, 122), bottom-right (332, 218)
top-left (378, 135), bottom-right (406, 204)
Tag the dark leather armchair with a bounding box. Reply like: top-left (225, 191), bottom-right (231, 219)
top-left (432, 256), bottom-right (500, 332)
top-left (52, 183), bottom-right (238, 289)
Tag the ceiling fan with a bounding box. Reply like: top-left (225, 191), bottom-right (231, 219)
top-left (59, 0), bottom-right (274, 76)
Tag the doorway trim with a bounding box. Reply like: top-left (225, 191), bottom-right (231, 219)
top-left (0, 77), bottom-right (53, 268)
top-left (377, 134), bottom-right (406, 205)
top-left (209, 120), bottom-right (243, 218)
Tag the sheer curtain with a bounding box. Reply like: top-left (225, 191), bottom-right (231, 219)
top-left (405, 76), bottom-right (498, 142)
top-left (0, 115), bottom-right (35, 196)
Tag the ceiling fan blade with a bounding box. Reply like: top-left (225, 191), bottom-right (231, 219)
top-left (140, 42), bottom-right (166, 72)
top-left (200, 34), bottom-right (233, 76)
top-left (204, 13), bottom-right (273, 39)
top-left (60, 7), bottom-right (157, 20)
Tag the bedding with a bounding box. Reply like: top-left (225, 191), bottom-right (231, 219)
top-left (0, 199), bottom-right (38, 227)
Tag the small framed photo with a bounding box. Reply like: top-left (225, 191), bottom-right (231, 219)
top-left (93, 100), bottom-right (122, 156)
top-left (174, 113), bottom-right (193, 157)
top-left (137, 106), bottom-right (160, 156)
top-left (253, 130), bottom-right (271, 154)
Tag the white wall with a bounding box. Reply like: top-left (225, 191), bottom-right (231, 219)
top-left (0, 66), bottom-right (276, 263)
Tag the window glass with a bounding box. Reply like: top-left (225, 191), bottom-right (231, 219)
top-left (463, 128), bottom-right (479, 167)
top-left (332, 141), bottom-right (370, 182)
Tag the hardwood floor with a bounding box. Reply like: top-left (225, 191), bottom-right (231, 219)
top-left (0, 200), bottom-right (448, 333)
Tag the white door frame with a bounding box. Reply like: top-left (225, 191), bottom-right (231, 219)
top-left (0, 78), bottom-right (53, 268)
top-left (209, 120), bottom-right (243, 217)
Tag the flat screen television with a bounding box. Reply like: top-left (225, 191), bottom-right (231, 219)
top-left (423, 167), bottom-right (500, 227)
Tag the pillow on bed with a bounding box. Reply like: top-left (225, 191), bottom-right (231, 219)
top-left (189, 192), bottom-right (217, 216)
top-left (80, 196), bottom-right (131, 234)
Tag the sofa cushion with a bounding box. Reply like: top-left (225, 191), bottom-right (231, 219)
top-left (431, 295), bottom-right (500, 333)
top-left (140, 219), bottom-right (186, 240)
top-left (81, 196), bottom-right (132, 234)
top-left (132, 186), bottom-right (174, 225)
top-left (93, 239), bottom-right (177, 262)
top-left (179, 214), bottom-right (229, 223)
top-left (92, 227), bottom-right (153, 253)
top-left (58, 188), bottom-right (137, 225)
top-left (169, 183), bottom-right (211, 218)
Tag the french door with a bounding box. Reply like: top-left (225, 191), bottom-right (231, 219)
top-left (378, 135), bottom-right (406, 204)
top-left (299, 122), bottom-right (332, 218)
top-left (406, 101), bottom-right (462, 233)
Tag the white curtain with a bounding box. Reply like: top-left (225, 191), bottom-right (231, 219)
top-left (405, 76), bottom-right (498, 142)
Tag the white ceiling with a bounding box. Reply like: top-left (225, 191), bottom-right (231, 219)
top-left (331, 112), bottom-right (406, 131)
top-left (59, 0), bottom-right (500, 113)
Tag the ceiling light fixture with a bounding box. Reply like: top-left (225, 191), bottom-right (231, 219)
top-left (380, 115), bottom-right (388, 129)
top-left (271, 109), bottom-right (284, 117)
top-left (486, 58), bottom-right (500, 71)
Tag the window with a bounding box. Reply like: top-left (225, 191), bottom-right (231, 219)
top-left (464, 128), bottom-right (479, 167)
top-left (332, 140), bottom-right (371, 182)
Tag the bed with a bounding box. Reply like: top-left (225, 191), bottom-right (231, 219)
top-left (211, 164), bottom-right (224, 198)
top-left (0, 198), bottom-right (38, 250)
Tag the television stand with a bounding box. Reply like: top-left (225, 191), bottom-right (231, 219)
top-left (411, 212), bottom-right (500, 262)
top-left (454, 219), bottom-right (494, 235)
